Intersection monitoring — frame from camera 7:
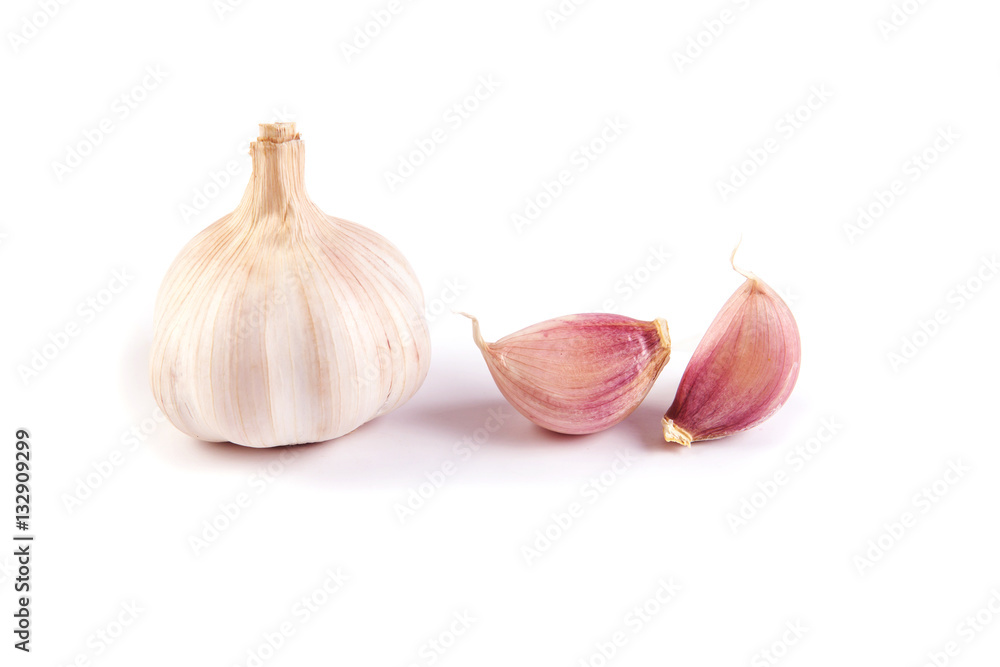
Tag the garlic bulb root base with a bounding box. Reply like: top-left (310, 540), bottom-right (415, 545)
top-left (661, 418), bottom-right (693, 447)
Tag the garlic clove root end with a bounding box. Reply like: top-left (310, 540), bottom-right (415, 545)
top-left (661, 418), bottom-right (693, 447)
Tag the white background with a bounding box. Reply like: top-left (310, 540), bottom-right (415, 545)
top-left (2, 0), bottom-right (999, 664)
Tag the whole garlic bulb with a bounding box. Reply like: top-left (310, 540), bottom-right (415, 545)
top-left (151, 123), bottom-right (430, 447)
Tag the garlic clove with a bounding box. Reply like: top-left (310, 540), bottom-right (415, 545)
top-left (462, 312), bottom-right (671, 435)
top-left (662, 247), bottom-right (800, 446)
top-left (150, 123), bottom-right (430, 448)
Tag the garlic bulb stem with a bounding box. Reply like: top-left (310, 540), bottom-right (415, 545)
top-left (243, 124), bottom-right (308, 214)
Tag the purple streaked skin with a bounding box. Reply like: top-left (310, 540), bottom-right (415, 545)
top-left (462, 313), bottom-right (671, 435)
top-left (662, 253), bottom-right (800, 446)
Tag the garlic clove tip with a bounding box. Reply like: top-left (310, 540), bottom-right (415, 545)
top-left (456, 311), bottom-right (487, 351)
top-left (729, 237), bottom-right (759, 284)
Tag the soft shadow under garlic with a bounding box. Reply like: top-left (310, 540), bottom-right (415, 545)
top-left (402, 399), bottom-right (595, 449)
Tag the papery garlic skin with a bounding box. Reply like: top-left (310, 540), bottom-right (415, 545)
top-left (662, 250), bottom-right (800, 446)
top-left (463, 313), bottom-right (670, 435)
top-left (151, 123), bottom-right (430, 448)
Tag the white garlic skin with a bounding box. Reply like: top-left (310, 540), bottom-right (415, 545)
top-left (150, 123), bottom-right (430, 447)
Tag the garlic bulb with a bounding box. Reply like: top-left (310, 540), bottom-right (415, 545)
top-left (151, 122), bottom-right (430, 448)
top-left (462, 313), bottom-right (670, 435)
top-left (662, 248), bottom-right (800, 446)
